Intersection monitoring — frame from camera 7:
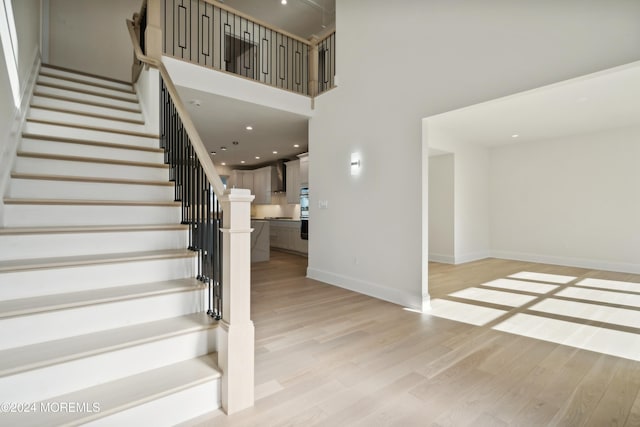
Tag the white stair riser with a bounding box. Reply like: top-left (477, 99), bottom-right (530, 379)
top-left (1, 328), bottom-right (217, 403)
top-left (14, 156), bottom-right (168, 181)
top-left (28, 108), bottom-right (148, 134)
top-left (35, 85), bottom-right (140, 111)
top-left (87, 380), bottom-right (220, 427)
top-left (19, 138), bottom-right (163, 163)
top-left (4, 204), bottom-right (181, 227)
top-left (38, 75), bottom-right (138, 101)
top-left (0, 229), bottom-right (188, 261)
top-left (23, 122), bottom-right (157, 148)
top-left (0, 288), bottom-right (206, 351)
top-left (32, 96), bottom-right (144, 122)
top-left (40, 68), bottom-right (134, 92)
top-left (9, 178), bottom-right (173, 201)
top-left (0, 257), bottom-right (196, 301)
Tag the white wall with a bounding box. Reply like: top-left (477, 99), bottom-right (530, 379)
top-left (453, 143), bottom-right (491, 263)
top-left (48, 0), bottom-right (140, 82)
top-left (308, 0), bottom-right (640, 310)
top-left (0, 0), bottom-right (41, 225)
top-left (490, 125), bottom-right (640, 273)
top-left (427, 125), bottom-right (491, 264)
top-left (428, 153), bottom-right (454, 263)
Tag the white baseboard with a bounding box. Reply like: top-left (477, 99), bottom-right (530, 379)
top-left (455, 251), bottom-right (491, 265)
top-left (491, 250), bottom-right (640, 275)
top-left (306, 267), bottom-right (423, 311)
top-left (428, 253), bottom-right (455, 264)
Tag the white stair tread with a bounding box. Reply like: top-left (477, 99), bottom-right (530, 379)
top-left (38, 71), bottom-right (135, 94)
top-left (4, 198), bottom-right (179, 206)
top-left (0, 249), bottom-right (195, 273)
top-left (0, 224), bottom-right (187, 235)
top-left (32, 91), bottom-right (142, 113)
top-left (16, 151), bottom-right (167, 169)
top-left (0, 277), bottom-right (203, 318)
top-left (21, 133), bottom-right (163, 153)
top-left (41, 64), bottom-right (134, 90)
top-left (25, 118), bottom-right (158, 138)
top-left (1, 354), bottom-right (221, 427)
top-left (37, 74), bottom-right (136, 96)
top-left (35, 81), bottom-right (138, 103)
top-left (0, 313), bottom-right (217, 377)
top-left (11, 173), bottom-right (173, 187)
top-left (30, 104), bottom-right (145, 124)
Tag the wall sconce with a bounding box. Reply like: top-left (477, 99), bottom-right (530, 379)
top-left (350, 152), bottom-right (361, 176)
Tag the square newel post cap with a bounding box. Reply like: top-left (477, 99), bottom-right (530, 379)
top-left (221, 188), bottom-right (255, 202)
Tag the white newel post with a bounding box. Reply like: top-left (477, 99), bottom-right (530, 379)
top-left (218, 188), bottom-right (255, 414)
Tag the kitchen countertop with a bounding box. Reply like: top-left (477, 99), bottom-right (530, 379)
top-left (252, 217), bottom-right (301, 222)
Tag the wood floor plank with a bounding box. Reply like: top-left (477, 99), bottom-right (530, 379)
top-left (188, 251), bottom-right (640, 426)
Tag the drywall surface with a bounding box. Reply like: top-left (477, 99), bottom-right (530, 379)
top-left (48, 0), bottom-right (139, 82)
top-left (0, 0), bottom-right (41, 225)
top-left (428, 154), bottom-right (454, 263)
top-left (490, 126), bottom-right (640, 273)
top-left (309, 0), bottom-right (640, 309)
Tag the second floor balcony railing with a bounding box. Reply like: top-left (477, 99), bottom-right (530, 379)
top-left (162, 0), bottom-right (334, 96)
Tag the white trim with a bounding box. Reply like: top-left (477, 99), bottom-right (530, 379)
top-left (454, 251), bottom-right (491, 265)
top-left (491, 250), bottom-right (640, 275)
top-left (428, 253), bottom-right (455, 264)
top-left (40, 0), bottom-right (49, 64)
top-left (306, 267), bottom-right (423, 311)
top-left (0, 52), bottom-right (40, 226)
top-left (134, 66), bottom-right (160, 134)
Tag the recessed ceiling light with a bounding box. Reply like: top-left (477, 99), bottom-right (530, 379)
top-left (294, 144), bottom-right (300, 148)
top-left (281, 0), bottom-right (287, 4)
top-left (273, 151), bottom-right (278, 154)
top-left (240, 160), bottom-right (245, 164)
top-left (255, 156), bottom-right (261, 160)
top-left (221, 162), bottom-right (226, 166)
top-left (221, 146), bottom-right (227, 151)
top-left (210, 151), bottom-right (216, 155)
top-left (245, 126), bottom-right (253, 131)
top-left (511, 134), bottom-right (519, 138)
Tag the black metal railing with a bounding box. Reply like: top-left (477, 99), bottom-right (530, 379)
top-left (160, 77), bottom-right (223, 319)
top-left (163, 0), bottom-right (310, 95)
top-left (317, 31), bottom-right (335, 94)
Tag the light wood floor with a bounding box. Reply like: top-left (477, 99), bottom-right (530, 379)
top-left (188, 252), bottom-right (640, 426)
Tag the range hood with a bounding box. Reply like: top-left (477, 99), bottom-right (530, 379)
top-left (271, 160), bottom-right (286, 193)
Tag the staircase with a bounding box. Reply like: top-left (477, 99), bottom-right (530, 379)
top-left (0, 64), bottom-right (222, 425)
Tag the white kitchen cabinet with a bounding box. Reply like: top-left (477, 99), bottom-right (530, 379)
top-left (230, 170), bottom-right (254, 194)
top-left (269, 220), bottom-right (307, 255)
top-left (252, 166), bottom-right (272, 204)
top-left (285, 159), bottom-right (300, 204)
top-left (298, 153), bottom-right (308, 186)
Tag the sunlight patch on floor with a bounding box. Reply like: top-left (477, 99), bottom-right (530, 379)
top-left (449, 287), bottom-right (538, 307)
top-left (426, 271), bottom-right (640, 361)
top-left (557, 286), bottom-right (640, 307)
top-left (493, 313), bottom-right (640, 361)
top-left (483, 278), bottom-right (559, 294)
top-left (508, 271), bottom-right (576, 284)
top-left (578, 277), bottom-right (640, 293)
top-left (529, 298), bottom-right (640, 329)
top-left (428, 299), bottom-right (507, 326)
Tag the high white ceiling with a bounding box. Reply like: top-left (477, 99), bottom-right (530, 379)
top-left (428, 61), bottom-right (640, 147)
top-left (219, 0), bottom-right (335, 39)
top-left (178, 86), bottom-right (309, 168)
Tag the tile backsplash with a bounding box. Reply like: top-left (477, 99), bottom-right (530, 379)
top-left (251, 193), bottom-right (300, 219)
